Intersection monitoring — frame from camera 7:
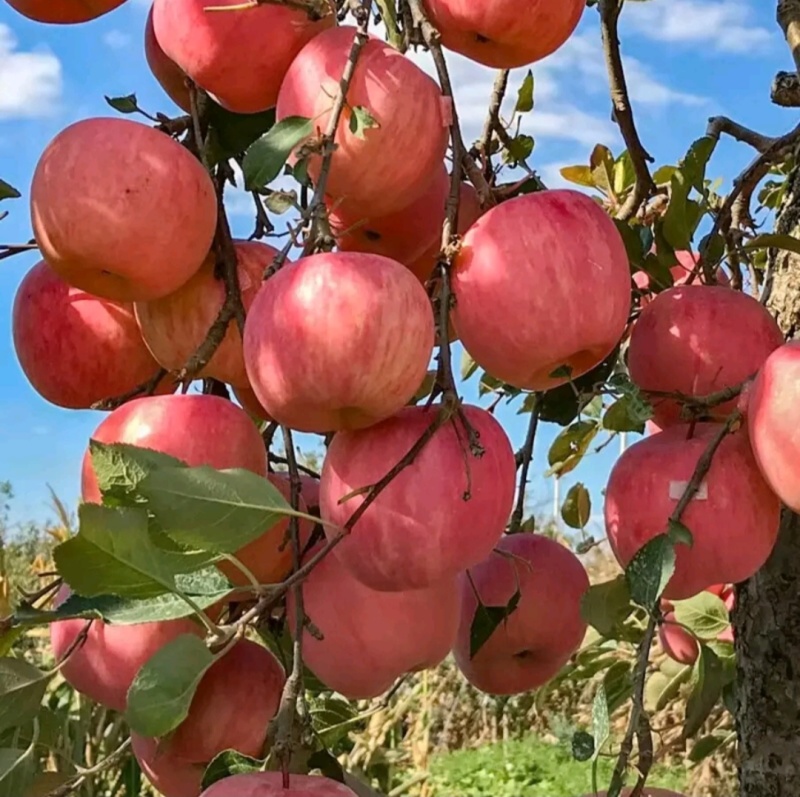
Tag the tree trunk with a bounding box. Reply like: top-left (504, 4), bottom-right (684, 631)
top-left (734, 158), bottom-right (800, 796)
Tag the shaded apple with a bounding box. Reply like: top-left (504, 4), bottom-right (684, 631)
top-left (4, 0), bottom-right (126, 23)
top-left (452, 533), bottom-right (590, 695)
top-left (320, 404), bottom-right (516, 591)
top-left (144, 5), bottom-right (191, 112)
top-left (605, 423), bottom-right (781, 600)
top-left (634, 251), bottom-right (731, 308)
top-left (81, 394), bottom-right (267, 504)
top-left (421, 0), bottom-right (585, 69)
top-left (12, 260), bottom-right (173, 409)
top-left (131, 734), bottom-right (203, 797)
top-left (243, 251), bottom-right (435, 433)
top-left (50, 585), bottom-right (204, 712)
top-left (628, 285), bottom-right (783, 428)
top-left (135, 240), bottom-right (281, 387)
top-left (276, 26), bottom-right (450, 218)
top-left (31, 117), bottom-right (217, 302)
top-left (151, 0), bottom-right (333, 114)
top-left (199, 772), bottom-right (359, 797)
top-left (747, 341), bottom-right (800, 512)
top-left (451, 189), bottom-right (631, 391)
top-left (286, 541), bottom-right (460, 699)
top-left (233, 383), bottom-right (274, 423)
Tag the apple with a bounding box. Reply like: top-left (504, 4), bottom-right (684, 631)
top-left (421, 0), bottom-right (585, 69)
top-left (156, 639), bottom-right (285, 764)
top-left (406, 180), bottom-right (484, 284)
top-left (12, 260), bottom-right (173, 409)
top-left (81, 394), bottom-right (267, 503)
top-left (151, 0), bottom-right (333, 115)
top-left (131, 735), bottom-right (203, 797)
top-left (747, 341), bottom-right (800, 512)
top-left (628, 285), bottom-right (783, 428)
top-left (144, 5), bottom-right (191, 112)
top-left (233, 384), bottom-right (274, 423)
top-left (328, 165), bottom-right (449, 267)
top-left (49, 585), bottom-right (204, 712)
top-left (320, 404), bottom-right (516, 591)
top-left (135, 240), bottom-right (281, 388)
top-left (286, 541), bottom-right (460, 699)
top-left (31, 117), bottom-right (217, 303)
top-left (243, 251), bottom-right (435, 433)
top-left (452, 533), bottom-right (590, 695)
top-left (605, 422), bottom-right (781, 600)
top-left (634, 251), bottom-right (731, 307)
top-left (198, 772), bottom-right (359, 797)
top-left (451, 190), bottom-right (631, 391)
top-left (276, 26), bottom-right (451, 218)
top-left (658, 611), bottom-right (700, 665)
top-left (4, 0), bottom-right (125, 23)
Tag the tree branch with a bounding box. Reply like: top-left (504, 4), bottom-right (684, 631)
top-left (90, 369), bottom-right (170, 412)
top-left (598, 0), bottom-right (655, 220)
top-left (509, 398), bottom-right (540, 534)
top-left (707, 116), bottom-right (776, 153)
top-left (778, 0), bottom-right (800, 78)
top-left (772, 70), bottom-right (800, 107)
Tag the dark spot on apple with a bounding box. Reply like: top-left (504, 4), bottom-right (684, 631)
top-left (364, 229), bottom-right (382, 241)
top-left (513, 649), bottom-right (535, 660)
top-left (475, 33), bottom-right (491, 44)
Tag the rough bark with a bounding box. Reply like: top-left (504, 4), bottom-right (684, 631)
top-left (734, 156), bottom-right (800, 797)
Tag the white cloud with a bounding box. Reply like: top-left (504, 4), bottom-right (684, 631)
top-left (624, 0), bottom-right (772, 54)
top-left (0, 25), bottom-right (62, 119)
top-left (103, 30), bottom-right (131, 50)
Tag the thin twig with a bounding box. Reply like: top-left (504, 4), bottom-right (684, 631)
top-left (475, 69), bottom-right (510, 178)
top-left (44, 738), bottom-right (132, 797)
top-left (707, 116), bottom-right (776, 154)
top-left (598, 0), bottom-right (655, 220)
top-left (0, 241), bottom-right (38, 262)
top-left (509, 398), bottom-right (540, 534)
top-left (91, 369), bottom-right (170, 412)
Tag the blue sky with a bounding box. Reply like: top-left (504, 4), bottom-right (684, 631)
top-left (0, 0), bottom-right (791, 534)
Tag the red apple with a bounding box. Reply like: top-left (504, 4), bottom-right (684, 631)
top-left (232, 384), bottom-right (274, 423)
top-left (199, 772), bottom-right (359, 797)
top-left (135, 240), bottom-right (280, 388)
top-left (144, 5), bottom-right (191, 112)
top-left (286, 541), bottom-right (460, 699)
top-left (151, 0), bottom-right (333, 114)
top-left (131, 735), bottom-right (203, 797)
top-left (747, 341), bottom-right (800, 512)
top-left (12, 260), bottom-right (173, 409)
top-left (407, 180), bottom-right (484, 284)
top-left (634, 251), bottom-right (731, 307)
top-left (4, 0), bottom-right (125, 23)
top-left (159, 639), bottom-right (285, 764)
top-left (605, 423), bottom-right (781, 600)
top-left (657, 611), bottom-right (699, 665)
top-left (328, 165), bottom-right (449, 267)
top-left (452, 533), bottom-right (590, 695)
top-left (81, 394), bottom-right (267, 503)
top-left (243, 251), bottom-right (435, 433)
top-left (31, 117), bottom-right (217, 302)
top-left (50, 585), bottom-right (204, 712)
top-left (320, 404), bottom-right (516, 591)
top-left (628, 285), bottom-right (783, 428)
top-left (451, 190), bottom-right (631, 391)
top-left (276, 26), bottom-right (451, 218)
top-left (421, 0), bottom-right (585, 69)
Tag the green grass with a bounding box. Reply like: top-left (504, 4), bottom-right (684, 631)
top-left (428, 736), bottom-right (687, 797)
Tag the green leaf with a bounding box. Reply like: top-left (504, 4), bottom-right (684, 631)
top-left (0, 660), bottom-right (50, 735)
top-left (580, 576), bottom-right (634, 638)
top-left (667, 519), bottom-right (694, 548)
top-left (311, 694), bottom-right (362, 747)
top-left (625, 534), bottom-right (676, 610)
top-left (242, 116), bottom-right (313, 191)
top-left (0, 746), bottom-right (36, 797)
top-left (136, 466), bottom-right (312, 554)
top-left (90, 441), bottom-right (187, 504)
top-left (680, 135), bottom-right (717, 193)
top-left (688, 732), bottom-right (731, 763)
top-left (348, 106), bottom-right (380, 139)
top-left (602, 394), bottom-right (652, 433)
top-left (652, 165), bottom-right (678, 185)
top-left (206, 102), bottom-right (277, 165)
top-left (741, 232), bottom-right (800, 257)
top-left (571, 730), bottom-right (594, 762)
top-left (460, 350), bottom-right (479, 382)
top-left (264, 190), bottom-right (298, 215)
top-left (673, 592), bottom-right (730, 640)
top-left (592, 682), bottom-right (610, 756)
top-left (613, 151), bottom-right (636, 195)
top-left (0, 181), bottom-right (20, 202)
top-left (590, 144), bottom-right (616, 196)
top-left (105, 93), bottom-right (139, 114)
top-left (604, 660), bottom-right (634, 714)
top-left (559, 165), bottom-right (595, 188)
top-left (201, 751), bottom-right (264, 791)
top-left (503, 134), bottom-right (534, 164)
top-left (662, 172), bottom-right (693, 250)
top-left (546, 421), bottom-right (599, 478)
top-left (16, 569), bottom-right (231, 628)
top-left (514, 70), bottom-right (534, 114)
top-left (698, 232), bottom-right (725, 266)
top-left (684, 644), bottom-right (725, 738)
top-left (374, 0), bottom-right (402, 48)
top-left (53, 504), bottom-right (213, 600)
top-left (126, 634), bottom-right (214, 737)
top-left (613, 219), bottom-right (646, 268)
top-left (469, 589), bottom-right (521, 659)
top-left (561, 483), bottom-right (591, 529)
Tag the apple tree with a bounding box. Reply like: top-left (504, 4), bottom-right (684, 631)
top-left (0, 1), bottom-right (799, 797)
